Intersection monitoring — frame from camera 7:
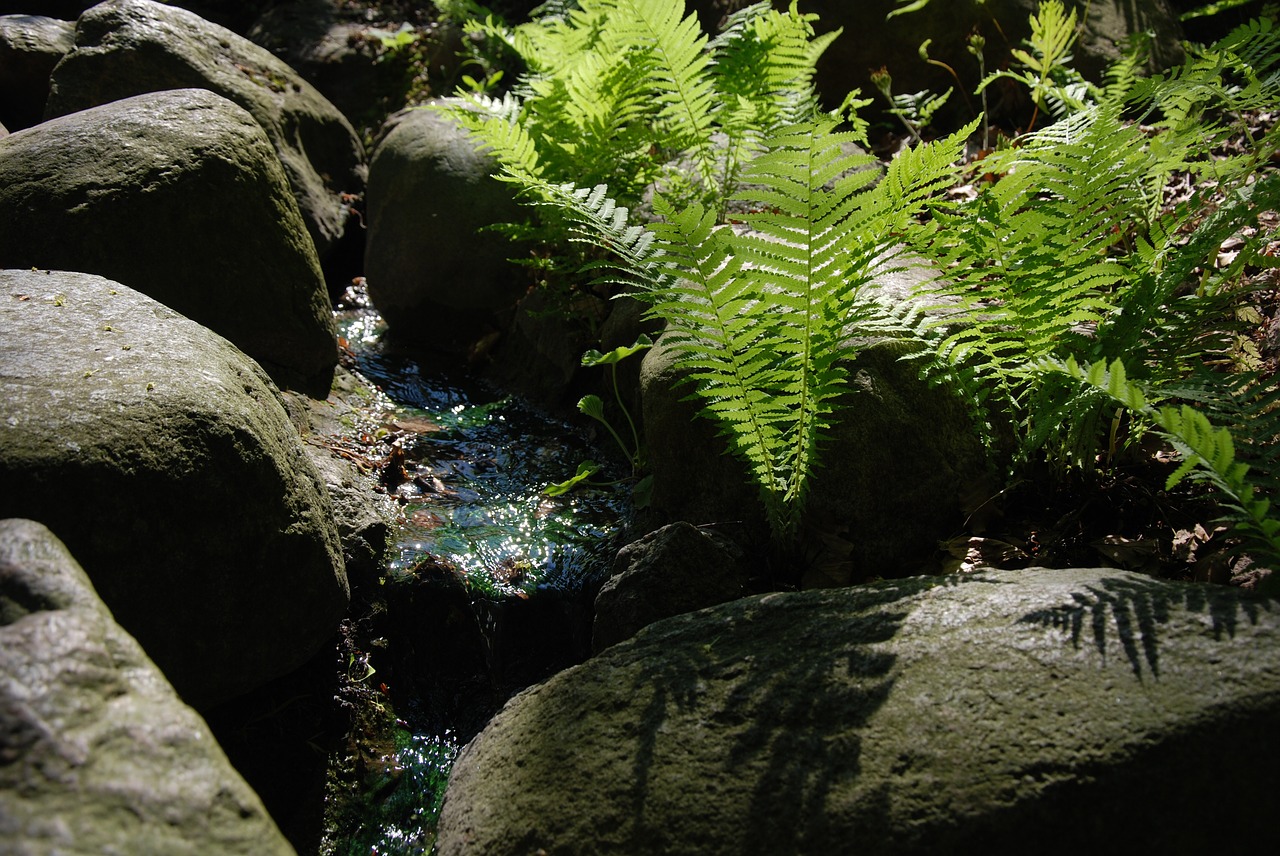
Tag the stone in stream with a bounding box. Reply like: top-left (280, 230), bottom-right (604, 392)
top-left (0, 13), bottom-right (75, 132)
top-left (437, 567), bottom-right (1280, 854)
top-left (592, 521), bottom-right (750, 653)
top-left (44, 0), bottom-right (366, 263)
top-left (0, 269), bottom-right (349, 709)
top-left (0, 518), bottom-right (296, 856)
top-left (364, 102), bottom-right (529, 352)
top-left (0, 87), bottom-right (338, 396)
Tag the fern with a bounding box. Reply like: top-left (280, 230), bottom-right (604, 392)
top-left (503, 116), bottom-right (974, 537)
top-left (437, 0), bottom-right (837, 215)
top-left (897, 16), bottom-right (1280, 566)
top-left (977, 0), bottom-right (1090, 129)
top-left (911, 106), bottom-right (1152, 457)
top-left (1045, 357), bottom-right (1280, 571)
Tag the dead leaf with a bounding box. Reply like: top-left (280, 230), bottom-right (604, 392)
top-left (390, 416), bottom-right (441, 434)
top-left (941, 535), bottom-right (1030, 572)
top-left (1091, 535), bottom-right (1158, 570)
top-left (409, 508), bottom-right (445, 529)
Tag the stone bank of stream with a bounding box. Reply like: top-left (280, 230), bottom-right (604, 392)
top-left (319, 295), bottom-right (632, 853)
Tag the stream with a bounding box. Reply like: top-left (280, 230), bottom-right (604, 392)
top-left (318, 297), bottom-right (632, 853)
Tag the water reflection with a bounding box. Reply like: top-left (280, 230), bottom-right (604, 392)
top-left (325, 308), bottom-right (630, 853)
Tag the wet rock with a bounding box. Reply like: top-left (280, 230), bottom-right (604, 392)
top-left (0, 269), bottom-right (349, 709)
top-left (0, 518), bottom-right (296, 855)
top-left (0, 13), bottom-right (74, 131)
top-left (593, 521), bottom-right (749, 653)
top-left (45, 0), bottom-right (365, 261)
top-left (303, 449), bottom-right (392, 591)
top-left (364, 102), bottom-right (527, 352)
top-left (0, 87), bottom-right (338, 395)
top-left (438, 567), bottom-right (1280, 855)
top-left (281, 366), bottom-right (395, 589)
top-left (640, 333), bottom-right (988, 581)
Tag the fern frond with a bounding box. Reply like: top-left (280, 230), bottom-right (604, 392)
top-left (705, 1), bottom-right (836, 212)
top-left (911, 106), bottom-right (1186, 461)
top-left (502, 116), bottom-right (971, 536)
top-left (436, 95), bottom-right (545, 182)
top-left (648, 197), bottom-right (793, 523)
top-left (1039, 356), bottom-right (1280, 568)
top-left (710, 1), bottom-right (834, 130)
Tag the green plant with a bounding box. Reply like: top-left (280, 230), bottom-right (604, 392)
top-left (437, 0), bottom-right (841, 219)
top-left (1179, 0), bottom-right (1269, 22)
top-left (545, 334), bottom-right (653, 500)
top-left (1046, 357), bottom-right (1280, 579)
top-left (977, 0), bottom-right (1090, 130)
top-left (898, 16), bottom-right (1280, 565)
top-left (870, 65), bottom-right (953, 144)
top-left (516, 115), bottom-right (975, 538)
top-left (577, 334), bottom-right (651, 473)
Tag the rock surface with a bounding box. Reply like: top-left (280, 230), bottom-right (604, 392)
top-left (438, 567), bottom-right (1280, 855)
top-left (593, 521), bottom-right (749, 653)
top-left (0, 269), bottom-right (349, 709)
top-left (245, 0), bottom-right (453, 129)
top-left (640, 334), bottom-right (989, 582)
top-left (364, 103), bottom-right (528, 351)
top-left (0, 87), bottom-right (338, 395)
top-left (0, 518), bottom-right (296, 856)
top-left (0, 13), bottom-right (74, 131)
top-left (45, 0), bottom-right (365, 261)
top-left (302, 443), bottom-right (392, 591)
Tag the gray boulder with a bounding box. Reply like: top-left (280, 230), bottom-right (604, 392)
top-left (281, 365), bottom-right (396, 589)
top-left (438, 567), bottom-right (1280, 855)
top-left (45, 0), bottom-right (365, 261)
top-left (247, 0), bottom-right (387, 128)
top-left (0, 269), bottom-right (349, 709)
top-left (245, 0), bottom-right (464, 129)
top-left (0, 519), bottom-right (297, 856)
top-left (0, 87), bottom-right (338, 395)
top-left (0, 14), bottom-right (75, 131)
top-left (593, 521), bottom-right (749, 653)
top-left (365, 103), bottom-right (527, 351)
top-left (640, 333), bottom-right (989, 582)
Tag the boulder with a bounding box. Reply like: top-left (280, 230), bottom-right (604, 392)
top-left (480, 285), bottom-right (607, 406)
top-left (246, 0), bottom-right (389, 128)
top-left (0, 269), bottom-right (349, 709)
top-left (245, 0), bottom-right (464, 130)
top-left (437, 566), bottom-right (1280, 855)
top-left (0, 518), bottom-right (296, 856)
top-left (44, 0), bottom-right (365, 261)
top-left (690, 1), bottom-right (1184, 121)
top-left (640, 332), bottom-right (989, 582)
top-left (0, 14), bottom-right (74, 131)
top-left (0, 87), bottom-right (338, 395)
top-left (302, 448), bottom-right (391, 591)
top-left (280, 367), bottom-right (396, 591)
top-left (593, 521), bottom-right (749, 653)
top-left (364, 103), bottom-right (528, 351)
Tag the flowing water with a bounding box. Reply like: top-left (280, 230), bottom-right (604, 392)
top-left (321, 302), bottom-right (631, 853)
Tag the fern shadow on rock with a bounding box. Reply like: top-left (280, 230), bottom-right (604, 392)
top-left (1018, 574), bottom-right (1275, 681)
top-left (612, 573), bottom-right (984, 853)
